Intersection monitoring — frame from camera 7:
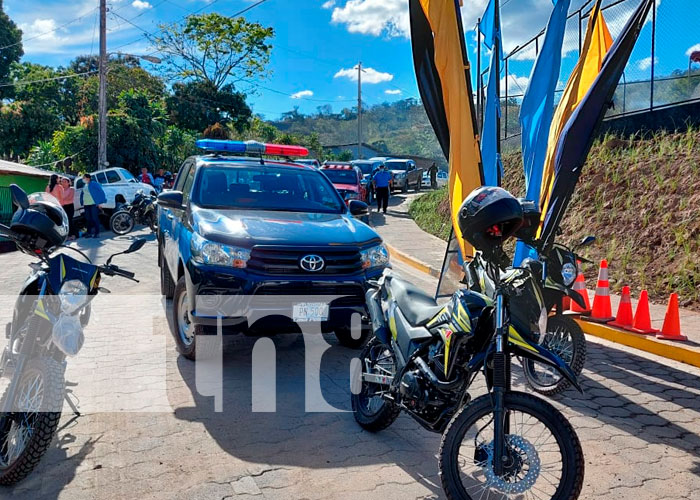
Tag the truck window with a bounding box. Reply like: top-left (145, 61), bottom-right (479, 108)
top-left (105, 170), bottom-right (121, 183)
top-left (95, 172), bottom-right (107, 184)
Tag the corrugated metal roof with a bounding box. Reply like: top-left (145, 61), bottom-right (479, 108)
top-left (0, 159), bottom-right (54, 178)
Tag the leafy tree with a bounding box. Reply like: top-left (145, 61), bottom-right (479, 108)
top-left (152, 13), bottom-right (273, 90)
top-left (202, 122), bottom-right (229, 139)
top-left (235, 115), bottom-right (278, 143)
top-left (9, 62), bottom-right (81, 124)
top-left (166, 80), bottom-right (251, 133)
top-left (158, 126), bottom-right (197, 172)
top-left (0, 101), bottom-right (60, 159)
top-left (0, 0), bottom-right (22, 99)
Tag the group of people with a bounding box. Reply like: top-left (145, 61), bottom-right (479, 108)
top-left (45, 173), bottom-right (106, 240)
top-left (141, 167), bottom-right (173, 192)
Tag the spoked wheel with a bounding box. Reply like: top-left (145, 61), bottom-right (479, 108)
top-left (109, 210), bottom-right (135, 235)
top-left (351, 338), bottom-right (400, 432)
top-left (439, 391), bottom-right (584, 500)
top-left (523, 316), bottom-right (586, 397)
top-left (0, 357), bottom-right (65, 485)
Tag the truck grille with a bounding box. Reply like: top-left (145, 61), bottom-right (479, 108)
top-left (248, 246), bottom-right (364, 275)
top-left (253, 283), bottom-right (366, 306)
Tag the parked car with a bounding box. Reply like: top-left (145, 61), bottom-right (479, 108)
top-left (385, 159), bottom-right (423, 193)
top-left (294, 159), bottom-right (321, 169)
top-left (321, 162), bottom-right (368, 204)
top-left (157, 140), bottom-right (389, 360)
top-left (421, 169), bottom-right (448, 188)
top-left (73, 168), bottom-right (156, 219)
top-left (351, 159), bottom-right (384, 204)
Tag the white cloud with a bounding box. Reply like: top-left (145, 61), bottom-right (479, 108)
top-left (331, 0), bottom-right (409, 38)
top-left (686, 44), bottom-right (700, 57)
top-left (291, 90), bottom-right (314, 99)
top-left (334, 66), bottom-right (393, 84)
top-left (385, 89), bottom-right (402, 95)
top-left (321, 0), bottom-right (336, 10)
top-left (637, 56), bottom-right (658, 71)
top-left (499, 75), bottom-right (529, 96)
top-left (131, 0), bottom-right (152, 9)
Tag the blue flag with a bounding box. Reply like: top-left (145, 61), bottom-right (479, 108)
top-left (514, 0), bottom-right (570, 265)
top-left (478, 0), bottom-right (503, 60)
top-left (481, 48), bottom-right (503, 187)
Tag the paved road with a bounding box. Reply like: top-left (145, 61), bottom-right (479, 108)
top-left (0, 231), bottom-right (699, 499)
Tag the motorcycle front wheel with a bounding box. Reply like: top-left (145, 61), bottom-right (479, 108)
top-left (439, 391), bottom-right (584, 500)
top-left (522, 316), bottom-right (586, 397)
top-left (110, 210), bottom-right (135, 235)
top-left (0, 357), bottom-right (65, 485)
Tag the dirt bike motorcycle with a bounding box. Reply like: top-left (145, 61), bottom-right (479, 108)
top-left (0, 185), bottom-right (145, 485)
top-left (109, 189), bottom-right (157, 235)
top-left (352, 186), bottom-right (584, 499)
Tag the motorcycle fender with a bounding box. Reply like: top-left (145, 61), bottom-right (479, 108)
top-left (509, 327), bottom-right (582, 393)
top-left (565, 288), bottom-right (587, 309)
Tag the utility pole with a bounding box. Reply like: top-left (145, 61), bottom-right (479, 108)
top-left (357, 61), bottom-right (362, 160)
top-left (98, 0), bottom-right (108, 169)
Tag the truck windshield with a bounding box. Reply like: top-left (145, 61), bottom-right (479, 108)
top-left (351, 162), bottom-right (373, 175)
top-left (194, 164), bottom-right (345, 213)
top-left (386, 161), bottom-right (408, 171)
top-left (322, 169), bottom-right (357, 184)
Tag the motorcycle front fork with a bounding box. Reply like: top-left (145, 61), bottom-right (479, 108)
top-left (492, 292), bottom-right (511, 477)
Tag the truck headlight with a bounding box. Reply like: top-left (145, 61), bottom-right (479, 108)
top-left (395, 172), bottom-right (406, 179)
top-left (191, 233), bottom-right (250, 268)
top-left (561, 262), bottom-right (577, 286)
top-left (58, 280), bottom-right (88, 314)
top-left (361, 244), bottom-right (390, 269)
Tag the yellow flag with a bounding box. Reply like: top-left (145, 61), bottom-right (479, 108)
top-left (418, 0), bottom-right (483, 258)
top-left (538, 1), bottom-right (613, 233)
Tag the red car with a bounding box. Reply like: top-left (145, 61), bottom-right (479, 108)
top-left (320, 163), bottom-right (368, 204)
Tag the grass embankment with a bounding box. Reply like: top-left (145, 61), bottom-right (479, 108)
top-left (409, 128), bottom-right (700, 310)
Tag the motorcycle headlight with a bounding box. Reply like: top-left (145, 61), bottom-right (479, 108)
top-left (561, 262), bottom-right (577, 286)
top-left (361, 244), bottom-right (390, 270)
top-left (58, 280), bottom-right (88, 314)
top-left (191, 232), bottom-right (250, 268)
top-left (52, 315), bottom-right (84, 356)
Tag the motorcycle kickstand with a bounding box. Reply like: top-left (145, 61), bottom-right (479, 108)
top-left (65, 390), bottom-right (80, 417)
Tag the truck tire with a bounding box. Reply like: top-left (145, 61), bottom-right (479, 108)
top-left (160, 249), bottom-right (175, 299)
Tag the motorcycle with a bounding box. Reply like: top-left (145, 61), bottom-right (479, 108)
top-left (109, 190), bottom-right (157, 235)
top-left (466, 199), bottom-right (595, 396)
top-left (352, 247), bottom-right (584, 499)
top-left (0, 185), bottom-right (145, 485)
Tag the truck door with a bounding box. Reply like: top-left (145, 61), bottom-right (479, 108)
top-left (162, 161), bottom-right (193, 278)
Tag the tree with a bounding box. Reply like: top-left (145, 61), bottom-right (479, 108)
top-left (0, 101), bottom-right (60, 159)
top-left (9, 62), bottom-right (81, 124)
top-left (158, 126), bottom-right (197, 172)
top-left (166, 80), bottom-right (251, 133)
top-left (152, 13), bottom-right (274, 90)
top-left (0, 0), bottom-right (22, 99)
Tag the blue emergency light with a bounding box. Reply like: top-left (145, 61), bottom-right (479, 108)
top-left (195, 139), bottom-right (308, 157)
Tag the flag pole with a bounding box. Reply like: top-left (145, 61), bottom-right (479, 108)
top-left (494, 0), bottom-right (501, 184)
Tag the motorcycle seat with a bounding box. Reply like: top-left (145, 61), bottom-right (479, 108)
top-left (387, 277), bottom-right (443, 326)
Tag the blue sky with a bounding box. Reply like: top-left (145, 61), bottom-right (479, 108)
top-left (4, 0), bottom-right (698, 119)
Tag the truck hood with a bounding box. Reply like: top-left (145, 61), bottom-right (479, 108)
top-left (333, 183), bottom-right (360, 192)
top-left (192, 207), bottom-right (381, 248)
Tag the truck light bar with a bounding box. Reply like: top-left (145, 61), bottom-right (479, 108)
top-left (195, 139), bottom-right (309, 157)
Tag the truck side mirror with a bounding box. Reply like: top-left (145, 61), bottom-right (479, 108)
top-left (157, 190), bottom-right (184, 209)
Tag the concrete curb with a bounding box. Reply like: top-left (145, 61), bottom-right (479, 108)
top-left (385, 242), bottom-right (441, 278)
top-left (575, 319), bottom-right (700, 368)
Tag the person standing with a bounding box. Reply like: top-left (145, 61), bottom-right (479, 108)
top-left (59, 177), bottom-right (77, 240)
top-left (140, 167), bottom-right (155, 186)
top-left (428, 162), bottom-right (438, 189)
top-left (45, 174), bottom-right (64, 202)
top-left (80, 173), bottom-right (107, 239)
top-left (153, 168), bottom-right (166, 192)
top-left (372, 164), bottom-right (392, 214)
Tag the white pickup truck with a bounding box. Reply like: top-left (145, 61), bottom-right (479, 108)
top-left (73, 168), bottom-right (156, 218)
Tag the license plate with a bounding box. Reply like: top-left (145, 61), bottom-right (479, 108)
top-left (293, 302), bottom-right (329, 322)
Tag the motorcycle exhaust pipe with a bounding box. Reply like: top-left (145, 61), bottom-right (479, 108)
top-left (365, 288), bottom-right (390, 344)
top-left (415, 357), bottom-right (462, 390)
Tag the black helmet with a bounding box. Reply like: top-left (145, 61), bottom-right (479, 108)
top-left (458, 186), bottom-right (523, 256)
top-left (514, 198), bottom-right (541, 244)
top-left (11, 192), bottom-right (69, 250)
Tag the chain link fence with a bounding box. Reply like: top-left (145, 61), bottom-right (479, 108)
top-left (474, 0), bottom-right (700, 151)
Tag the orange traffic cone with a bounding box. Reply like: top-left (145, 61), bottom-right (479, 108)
top-left (656, 293), bottom-right (687, 341)
top-left (627, 290), bottom-right (659, 334)
top-left (562, 296), bottom-right (571, 311)
top-left (609, 286), bottom-right (633, 329)
top-left (570, 261), bottom-right (591, 314)
top-left (587, 260), bottom-right (615, 322)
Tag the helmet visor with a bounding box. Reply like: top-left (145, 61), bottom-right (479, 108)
top-left (27, 192), bottom-right (69, 238)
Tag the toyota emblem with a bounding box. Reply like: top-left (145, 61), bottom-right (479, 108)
top-left (299, 254), bottom-right (325, 272)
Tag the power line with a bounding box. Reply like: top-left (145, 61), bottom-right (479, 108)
top-left (0, 70), bottom-right (98, 89)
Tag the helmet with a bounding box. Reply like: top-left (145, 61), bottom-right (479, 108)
top-left (458, 186), bottom-right (523, 256)
top-left (514, 198), bottom-right (541, 244)
top-left (11, 193), bottom-right (69, 250)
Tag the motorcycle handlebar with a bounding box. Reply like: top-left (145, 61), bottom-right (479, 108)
top-left (100, 264), bottom-right (139, 282)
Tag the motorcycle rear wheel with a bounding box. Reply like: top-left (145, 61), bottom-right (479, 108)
top-left (439, 391), bottom-right (584, 500)
top-left (522, 316), bottom-right (586, 397)
top-left (110, 210), bottom-right (135, 235)
top-left (351, 338), bottom-right (400, 432)
top-left (0, 357), bottom-right (65, 485)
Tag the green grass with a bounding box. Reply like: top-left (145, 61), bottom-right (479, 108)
top-left (408, 187), bottom-right (452, 241)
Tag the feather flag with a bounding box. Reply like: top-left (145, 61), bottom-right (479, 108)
top-left (409, 0), bottom-right (483, 261)
top-left (479, 0), bottom-right (503, 187)
top-left (537, 0), bottom-right (612, 235)
top-left (514, 0), bottom-right (571, 265)
top-left (540, 0), bottom-right (654, 247)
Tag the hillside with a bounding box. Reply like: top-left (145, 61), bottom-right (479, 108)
top-left (409, 128), bottom-right (700, 310)
top-left (269, 99), bottom-right (445, 163)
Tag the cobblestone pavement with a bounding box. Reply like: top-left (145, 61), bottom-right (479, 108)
top-left (0, 230), bottom-right (698, 499)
